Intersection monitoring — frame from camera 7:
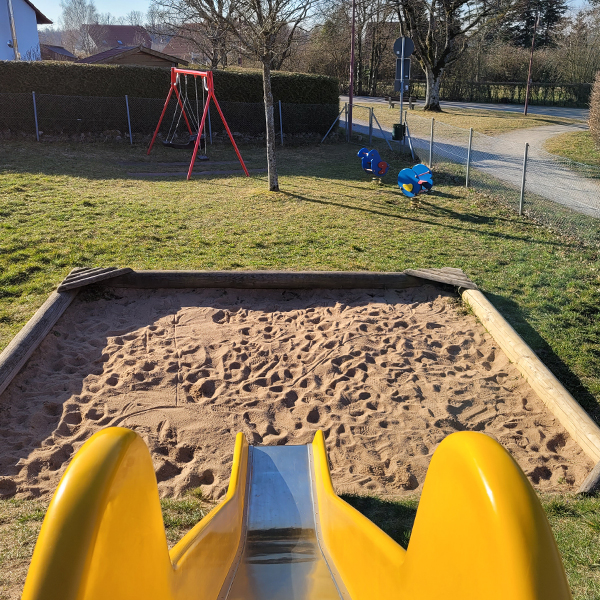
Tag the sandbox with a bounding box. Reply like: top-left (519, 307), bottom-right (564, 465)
top-left (0, 269), bottom-right (598, 500)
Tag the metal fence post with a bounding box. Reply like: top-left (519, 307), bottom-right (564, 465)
top-left (465, 127), bottom-right (473, 187)
top-left (345, 102), bottom-right (349, 142)
top-left (125, 95), bottom-right (133, 145)
top-left (519, 143), bottom-right (529, 215)
top-left (429, 118), bottom-right (434, 168)
top-left (279, 99), bottom-right (284, 146)
top-left (369, 107), bottom-right (373, 146)
top-left (32, 91), bottom-right (39, 142)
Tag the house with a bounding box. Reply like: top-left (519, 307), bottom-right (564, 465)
top-left (77, 45), bottom-right (188, 68)
top-left (1, 0), bottom-right (51, 60)
top-left (40, 44), bottom-right (77, 61)
top-left (162, 23), bottom-right (242, 66)
top-left (84, 25), bottom-right (151, 53)
top-left (162, 25), bottom-right (208, 63)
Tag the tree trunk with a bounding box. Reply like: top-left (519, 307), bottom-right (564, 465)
top-left (262, 60), bottom-right (279, 192)
top-left (424, 67), bottom-right (443, 111)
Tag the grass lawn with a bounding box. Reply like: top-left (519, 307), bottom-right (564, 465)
top-left (2, 494), bottom-right (600, 599)
top-left (1, 139), bottom-right (600, 598)
top-left (544, 130), bottom-right (600, 168)
top-left (344, 101), bottom-right (580, 136)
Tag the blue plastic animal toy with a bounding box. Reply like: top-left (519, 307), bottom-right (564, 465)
top-left (398, 164), bottom-right (433, 197)
top-left (358, 148), bottom-right (390, 177)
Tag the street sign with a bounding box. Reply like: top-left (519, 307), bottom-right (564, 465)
top-left (394, 81), bottom-right (410, 92)
top-left (395, 58), bottom-right (411, 81)
top-left (393, 37), bottom-right (414, 57)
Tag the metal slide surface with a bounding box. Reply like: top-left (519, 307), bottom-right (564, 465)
top-left (222, 445), bottom-right (342, 600)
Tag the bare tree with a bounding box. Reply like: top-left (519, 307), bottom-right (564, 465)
top-left (149, 0), bottom-right (236, 68)
top-left (60, 0), bottom-right (100, 55)
top-left (151, 0), bottom-right (319, 191)
top-left (125, 10), bottom-right (146, 25)
top-left (390, 0), bottom-right (512, 111)
top-left (231, 0), bottom-right (320, 190)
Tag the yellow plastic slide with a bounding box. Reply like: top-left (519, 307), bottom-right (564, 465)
top-left (22, 427), bottom-right (572, 600)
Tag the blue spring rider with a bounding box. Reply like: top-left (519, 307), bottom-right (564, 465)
top-left (357, 148), bottom-right (434, 197)
top-left (398, 164), bottom-right (433, 197)
top-left (358, 148), bottom-right (390, 178)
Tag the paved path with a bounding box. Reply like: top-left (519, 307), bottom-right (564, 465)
top-left (342, 117), bottom-right (600, 219)
top-left (340, 95), bottom-right (589, 121)
top-left (494, 123), bottom-right (589, 152)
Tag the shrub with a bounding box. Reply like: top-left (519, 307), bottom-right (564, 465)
top-left (0, 61), bottom-right (338, 104)
top-left (590, 71), bottom-right (600, 150)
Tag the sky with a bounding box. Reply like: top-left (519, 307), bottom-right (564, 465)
top-left (35, 0), bottom-right (152, 27)
top-left (35, 0), bottom-right (591, 29)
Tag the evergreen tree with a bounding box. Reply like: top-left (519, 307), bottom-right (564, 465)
top-left (502, 0), bottom-right (568, 48)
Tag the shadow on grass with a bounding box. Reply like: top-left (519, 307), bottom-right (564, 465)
top-left (340, 494), bottom-right (418, 549)
top-left (485, 291), bottom-right (600, 423)
top-left (278, 190), bottom-right (576, 249)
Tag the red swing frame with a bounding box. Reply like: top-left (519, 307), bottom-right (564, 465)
top-left (148, 67), bottom-right (249, 180)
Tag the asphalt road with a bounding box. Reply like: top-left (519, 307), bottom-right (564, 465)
top-left (339, 95), bottom-right (589, 122)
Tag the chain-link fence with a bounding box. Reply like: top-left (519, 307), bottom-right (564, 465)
top-left (0, 92), bottom-right (338, 142)
top-left (337, 105), bottom-right (600, 247)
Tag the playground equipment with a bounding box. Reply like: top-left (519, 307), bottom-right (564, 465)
top-left (398, 164), bottom-right (433, 197)
top-left (148, 68), bottom-right (249, 181)
top-left (22, 427), bottom-right (572, 600)
top-left (357, 147), bottom-right (389, 179)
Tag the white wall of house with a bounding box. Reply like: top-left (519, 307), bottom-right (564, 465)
top-left (1, 0), bottom-right (41, 61)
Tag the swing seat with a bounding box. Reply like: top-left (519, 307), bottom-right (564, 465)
top-left (162, 133), bottom-right (208, 155)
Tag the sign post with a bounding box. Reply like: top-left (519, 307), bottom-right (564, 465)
top-left (392, 37), bottom-right (414, 141)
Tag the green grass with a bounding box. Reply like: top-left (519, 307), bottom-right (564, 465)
top-left (1, 139), bottom-right (600, 597)
top-left (2, 494), bottom-right (600, 599)
top-left (544, 130), bottom-right (600, 168)
top-left (1, 139), bottom-right (598, 415)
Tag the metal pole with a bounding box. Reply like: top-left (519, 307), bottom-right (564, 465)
top-left (371, 111), bottom-right (393, 151)
top-left (405, 122), bottom-right (415, 160)
top-left (369, 107), bottom-right (373, 145)
top-left (207, 106), bottom-right (212, 144)
top-left (320, 105), bottom-right (346, 143)
top-left (348, 0), bottom-right (356, 138)
top-left (125, 95), bottom-right (133, 145)
top-left (345, 102), bottom-right (349, 142)
top-left (32, 92), bottom-right (39, 142)
top-left (519, 143), bottom-right (529, 215)
top-left (524, 14), bottom-right (539, 116)
top-left (399, 37), bottom-right (405, 133)
top-left (279, 99), bottom-right (283, 146)
top-left (465, 127), bottom-right (473, 187)
top-left (429, 118), bottom-right (434, 168)
top-left (6, 0), bottom-right (20, 60)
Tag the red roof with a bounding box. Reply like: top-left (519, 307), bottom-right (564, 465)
top-left (162, 25), bottom-right (208, 62)
top-left (84, 25), bottom-right (151, 50)
top-left (77, 45), bottom-right (188, 66)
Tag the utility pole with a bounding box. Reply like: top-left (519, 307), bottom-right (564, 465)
top-left (6, 0), bottom-right (21, 60)
top-left (348, 0), bottom-right (356, 138)
top-left (524, 13), bottom-right (539, 116)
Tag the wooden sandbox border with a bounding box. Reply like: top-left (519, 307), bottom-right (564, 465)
top-left (1, 267), bottom-right (600, 493)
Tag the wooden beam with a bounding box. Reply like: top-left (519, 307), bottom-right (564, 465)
top-left (108, 270), bottom-right (422, 290)
top-left (462, 288), bottom-right (600, 463)
top-left (404, 267), bottom-right (478, 290)
top-left (57, 267), bottom-right (133, 291)
top-left (0, 290), bottom-right (78, 397)
top-left (578, 461), bottom-right (600, 495)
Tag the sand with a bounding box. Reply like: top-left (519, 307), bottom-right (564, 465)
top-left (0, 285), bottom-right (592, 501)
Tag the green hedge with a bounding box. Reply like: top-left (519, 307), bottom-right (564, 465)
top-left (0, 61), bottom-right (338, 104)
